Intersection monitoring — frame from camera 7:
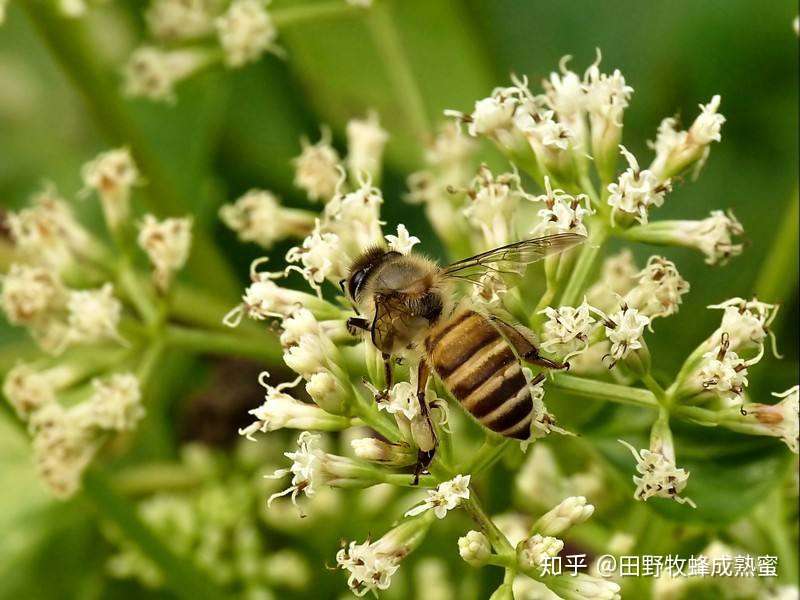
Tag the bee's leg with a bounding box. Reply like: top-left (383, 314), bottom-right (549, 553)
top-left (346, 316), bottom-right (370, 336)
top-left (521, 347), bottom-right (570, 371)
top-left (411, 358), bottom-right (438, 486)
top-left (382, 353), bottom-right (394, 391)
top-left (412, 448), bottom-right (436, 486)
top-left (488, 315), bottom-right (570, 370)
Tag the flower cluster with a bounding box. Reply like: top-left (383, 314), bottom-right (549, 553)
top-left (2, 147), bottom-right (195, 496)
top-left (123, 0), bottom-right (373, 103)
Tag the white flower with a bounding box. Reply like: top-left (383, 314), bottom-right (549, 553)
top-left (283, 333), bottom-right (330, 379)
top-left (542, 57), bottom-right (585, 121)
top-left (515, 108), bottom-right (574, 151)
top-left (600, 304), bottom-right (650, 363)
top-left (463, 165), bottom-right (531, 248)
top-left (346, 112), bottom-right (388, 179)
top-left (3, 363), bottom-right (58, 419)
top-left (29, 402), bottom-right (97, 499)
top-left (709, 297), bottom-right (778, 352)
top-left (624, 256), bottom-right (689, 321)
top-left (698, 338), bottom-right (750, 402)
top-left (323, 178), bottom-right (384, 254)
top-left (219, 189), bottom-right (314, 249)
top-left (425, 121), bottom-right (478, 172)
top-left (146, 0), bottom-right (216, 42)
top-left (336, 539), bottom-right (400, 597)
top-left (619, 440), bottom-right (695, 507)
top-left (458, 531), bottom-right (491, 567)
top-left (471, 271), bottom-right (508, 307)
top-left (239, 373), bottom-right (348, 439)
top-left (6, 185), bottom-right (91, 267)
top-left (533, 496), bottom-right (595, 536)
top-left (740, 386), bottom-right (799, 454)
top-left (66, 283), bottom-right (124, 347)
top-left (305, 369), bottom-right (348, 414)
top-left (81, 147), bottom-right (140, 230)
top-left (404, 474), bottom-right (471, 519)
top-left (583, 58), bottom-right (633, 125)
top-left (518, 534), bottom-right (564, 569)
top-left (530, 176), bottom-right (592, 237)
top-left (385, 224), bottom-right (420, 255)
top-left (279, 308), bottom-right (319, 347)
top-left (685, 210), bottom-right (745, 265)
top-left (77, 373), bottom-right (143, 431)
top-left (284, 220), bottom-right (350, 293)
top-left (466, 94), bottom-right (517, 138)
top-left (137, 214), bottom-right (193, 292)
top-left (267, 431), bottom-right (323, 505)
top-left (123, 46), bottom-right (210, 102)
top-left (606, 145), bottom-right (671, 224)
top-left (378, 381), bottom-right (421, 421)
top-left (1, 263), bottom-right (65, 327)
top-left (293, 129), bottom-right (342, 202)
top-left (215, 0), bottom-right (278, 67)
top-left (689, 95), bottom-right (725, 145)
top-left (540, 299), bottom-right (596, 361)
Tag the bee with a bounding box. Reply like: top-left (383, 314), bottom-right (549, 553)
top-left (342, 233), bottom-right (585, 479)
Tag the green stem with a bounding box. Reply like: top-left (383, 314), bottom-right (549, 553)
top-left (641, 373), bottom-right (668, 407)
top-left (463, 436), bottom-right (512, 475)
top-left (117, 262), bottom-right (159, 326)
top-left (82, 470), bottom-right (226, 600)
top-left (22, 3), bottom-right (239, 298)
top-left (755, 189), bottom-right (798, 303)
top-left (383, 472), bottom-right (436, 487)
top-left (164, 325), bottom-right (282, 364)
top-left (365, 1), bottom-right (430, 141)
top-left (114, 463), bottom-right (204, 496)
top-left (559, 223), bottom-right (608, 307)
top-left (550, 373), bottom-right (659, 410)
top-left (463, 491), bottom-right (514, 555)
top-left (271, 1), bottom-right (361, 27)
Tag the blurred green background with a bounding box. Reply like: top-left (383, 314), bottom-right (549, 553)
top-left (0, 1), bottom-right (797, 598)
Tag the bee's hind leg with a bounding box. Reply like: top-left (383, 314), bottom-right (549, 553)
top-left (411, 359), bottom-right (437, 486)
top-left (521, 347), bottom-right (570, 371)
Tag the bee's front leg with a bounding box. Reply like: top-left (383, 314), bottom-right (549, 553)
top-left (412, 448), bottom-right (436, 486)
top-left (346, 316), bottom-right (370, 336)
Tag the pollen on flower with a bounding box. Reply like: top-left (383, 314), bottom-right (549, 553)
top-left (540, 298), bottom-right (597, 361)
top-left (284, 220), bottom-right (350, 294)
top-left (606, 145), bottom-right (671, 224)
top-left (215, 0), bottom-right (279, 67)
top-left (404, 474), bottom-right (471, 519)
top-left (81, 147), bottom-right (139, 229)
top-left (625, 256), bottom-right (690, 321)
top-left (698, 337), bottom-right (750, 403)
top-left (137, 214), bottom-right (193, 292)
top-left (708, 296), bottom-right (779, 354)
top-left (377, 381), bottom-right (421, 421)
top-left (530, 176), bottom-right (592, 237)
top-left (619, 440), bottom-right (696, 508)
top-left (682, 210), bottom-right (745, 265)
top-left (336, 538), bottom-right (400, 597)
top-left (462, 164), bottom-right (532, 248)
top-left (598, 303), bottom-right (650, 364)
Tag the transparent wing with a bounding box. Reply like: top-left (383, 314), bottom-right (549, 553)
top-left (441, 233), bottom-right (586, 284)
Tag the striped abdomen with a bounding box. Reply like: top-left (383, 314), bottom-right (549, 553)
top-left (424, 310), bottom-right (532, 440)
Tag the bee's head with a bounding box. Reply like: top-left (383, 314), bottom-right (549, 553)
top-left (341, 247), bottom-right (400, 303)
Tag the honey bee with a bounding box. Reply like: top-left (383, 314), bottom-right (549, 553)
top-left (342, 233), bottom-right (585, 478)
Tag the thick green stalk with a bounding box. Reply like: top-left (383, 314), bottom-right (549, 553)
top-left (463, 492), bottom-right (514, 556)
top-left (365, 1), bottom-right (431, 141)
top-left (22, 3), bottom-right (239, 298)
top-left (82, 471), bottom-right (226, 600)
top-left (559, 223), bottom-right (608, 307)
top-left (272, 1), bottom-right (361, 27)
top-left (550, 373), bottom-right (659, 410)
top-left (164, 325), bottom-right (282, 364)
top-left (462, 435), bottom-right (512, 475)
top-left (755, 190), bottom-right (798, 303)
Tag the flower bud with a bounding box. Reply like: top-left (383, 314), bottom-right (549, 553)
top-left (533, 496), bottom-right (594, 536)
top-left (3, 363), bottom-right (58, 419)
top-left (137, 214), bottom-right (193, 292)
top-left (351, 438), bottom-right (416, 466)
top-left (81, 148), bottom-right (139, 231)
top-left (489, 583), bottom-right (515, 600)
top-left (216, 0), bottom-right (279, 68)
top-left (346, 112), bottom-right (388, 181)
top-left (305, 370), bottom-right (349, 415)
top-left (293, 128), bottom-right (341, 203)
top-left (219, 189), bottom-right (315, 250)
top-left (517, 534), bottom-right (564, 569)
top-left (457, 530), bottom-right (491, 567)
top-left (547, 573), bottom-right (621, 600)
top-left (736, 386), bottom-right (799, 454)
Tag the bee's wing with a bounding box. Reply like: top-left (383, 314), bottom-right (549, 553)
top-left (370, 292), bottom-right (426, 353)
top-left (440, 233), bottom-right (586, 284)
